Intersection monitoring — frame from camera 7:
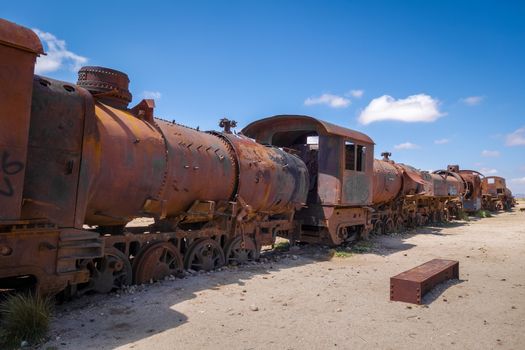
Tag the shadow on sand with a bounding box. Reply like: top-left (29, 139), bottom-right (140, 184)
top-left (44, 211), bottom-right (511, 349)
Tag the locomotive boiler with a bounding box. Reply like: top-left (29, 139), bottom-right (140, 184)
top-left (0, 18), bottom-right (308, 295)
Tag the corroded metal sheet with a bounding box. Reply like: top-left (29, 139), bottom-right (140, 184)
top-left (390, 259), bottom-right (459, 304)
top-left (0, 19), bottom-right (42, 220)
top-left (221, 132), bottom-right (309, 214)
top-left (372, 159), bottom-right (402, 204)
top-left (21, 76), bottom-right (90, 227)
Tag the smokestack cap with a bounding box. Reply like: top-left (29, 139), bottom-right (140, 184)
top-left (77, 66), bottom-right (132, 108)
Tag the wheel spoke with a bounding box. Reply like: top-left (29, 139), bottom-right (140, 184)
top-left (133, 242), bottom-right (182, 284)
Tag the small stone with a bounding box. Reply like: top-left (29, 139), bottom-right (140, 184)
top-left (249, 305), bottom-right (259, 311)
top-left (443, 299), bottom-right (448, 302)
top-left (501, 278), bottom-right (506, 281)
top-left (20, 340), bottom-right (29, 348)
top-left (511, 306), bottom-right (516, 309)
top-left (336, 308), bottom-right (342, 312)
top-left (292, 255), bottom-right (298, 260)
top-left (406, 306), bottom-right (412, 309)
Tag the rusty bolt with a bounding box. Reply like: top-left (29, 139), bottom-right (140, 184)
top-left (0, 245), bottom-right (13, 256)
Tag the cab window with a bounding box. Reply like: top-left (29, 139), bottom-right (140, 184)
top-left (345, 141), bottom-right (355, 170)
top-left (345, 141), bottom-right (366, 172)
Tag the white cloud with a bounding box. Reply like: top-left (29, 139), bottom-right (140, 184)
top-left (304, 93), bottom-right (350, 108)
top-left (394, 142), bottom-right (420, 150)
top-left (348, 89), bottom-right (364, 98)
top-left (481, 150), bottom-right (500, 157)
top-left (434, 138), bottom-right (450, 144)
top-left (32, 28), bottom-right (87, 74)
top-left (143, 91), bottom-right (162, 99)
top-left (358, 94), bottom-right (444, 125)
top-left (510, 177), bottom-right (525, 184)
top-left (505, 127), bottom-right (525, 146)
top-left (461, 96), bottom-right (484, 106)
top-left (480, 168), bottom-right (498, 175)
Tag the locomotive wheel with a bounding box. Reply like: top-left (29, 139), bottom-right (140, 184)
top-left (78, 248), bottom-right (132, 294)
top-left (373, 221), bottom-right (384, 235)
top-left (395, 217), bottom-right (405, 232)
top-left (133, 242), bottom-right (183, 284)
top-left (416, 214), bottom-right (426, 226)
top-left (383, 218), bottom-right (395, 234)
top-left (184, 238), bottom-right (225, 271)
top-left (224, 236), bottom-right (259, 265)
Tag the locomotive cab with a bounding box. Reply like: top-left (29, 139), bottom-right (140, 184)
top-left (242, 115), bottom-right (375, 245)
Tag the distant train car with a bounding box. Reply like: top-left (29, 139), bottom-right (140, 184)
top-left (370, 154), bottom-right (464, 233)
top-left (481, 176), bottom-right (514, 211)
top-left (436, 165), bottom-right (483, 213)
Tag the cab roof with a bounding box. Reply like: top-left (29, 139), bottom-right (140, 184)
top-left (242, 115), bottom-right (374, 145)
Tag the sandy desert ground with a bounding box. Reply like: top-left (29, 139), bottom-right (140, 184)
top-left (42, 204), bottom-right (525, 350)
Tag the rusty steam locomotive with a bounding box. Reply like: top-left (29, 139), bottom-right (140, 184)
top-left (0, 19), bottom-right (514, 296)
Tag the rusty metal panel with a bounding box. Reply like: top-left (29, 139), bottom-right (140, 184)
top-left (390, 259), bottom-right (459, 304)
top-left (395, 163), bottom-right (425, 196)
top-left (372, 159), bottom-right (402, 204)
top-left (458, 170), bottom-right (483, 212)
top-left (341, 144), bottom-right (373, 206)
top-left (221, 133), bottom-right (308, 214)
top-left (21, 76), bottom-right (88, 227)
top-left (431, 173), bottom-right (463, 197)
top-left (0, 19), bottom-right (43, 220)
top-left (152, 120), bottom-right (236, 219)
top-left (318, 135), bottom-right (342, 204)
top-left (84, 103), bottom-right (167, 225)
top-left (342, 171), bottom-right (370, 204)
top-left (482, 176), bottom-right (507, 196)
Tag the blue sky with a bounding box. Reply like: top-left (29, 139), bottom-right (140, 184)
top-left (4, 0), bottom-right (525, 194)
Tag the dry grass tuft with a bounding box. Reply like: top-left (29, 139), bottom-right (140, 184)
top-left (0, 292), bottom-right (53, 349)
top-left (475, 210), bottom-right (492, 218)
